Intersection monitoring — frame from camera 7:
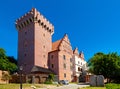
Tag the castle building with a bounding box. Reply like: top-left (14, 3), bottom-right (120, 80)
top-left (15, 8), bottom-right (87, 83)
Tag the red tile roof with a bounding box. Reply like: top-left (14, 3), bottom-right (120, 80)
top-left (52, 40), bottom-right (62, 51)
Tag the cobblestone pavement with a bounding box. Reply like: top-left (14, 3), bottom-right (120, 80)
top-left (39, 83), bottom-right (90, 89)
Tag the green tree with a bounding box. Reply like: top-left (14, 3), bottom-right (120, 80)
top-left (0, 48), bottom-right (18, 74)
top-left (7, 56), bottom-right (17, 65)
top-left (88, 52), bottom-right (120, 83)
top-left (0, 48), bottom-right (7, 59)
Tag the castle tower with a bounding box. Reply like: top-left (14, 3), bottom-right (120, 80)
top-left (15, 8), bottom-right (54, 74)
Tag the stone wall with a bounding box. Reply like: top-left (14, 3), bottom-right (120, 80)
top-left (90, 75), bottom-right (104, 87)
top-left (0, 70), bottom-right (9, 84)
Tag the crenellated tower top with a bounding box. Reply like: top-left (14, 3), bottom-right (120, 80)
top-left (15, 8), bottom-right (54, 35)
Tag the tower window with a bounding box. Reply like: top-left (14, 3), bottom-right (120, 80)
top-left (51, 64), bottom-right (54, 68)
top-left (64, 73), bottom-right (66, 78)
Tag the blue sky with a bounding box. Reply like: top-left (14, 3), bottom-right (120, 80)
top-left (0, 0), bottom-right (120, 61)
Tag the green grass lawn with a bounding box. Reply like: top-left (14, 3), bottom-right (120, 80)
top-left (105, 83), bottom-right (120, 89)
top-left (0, 83), bottom-right (119, 89)
top-left (0, 84), bottom-right (56, 89)
top-left (0, 84), bottom-right (34, 89)
top-left (80, 83), bottom-right (120, 89)
top-left (80, 87), bottom-right (106, 89)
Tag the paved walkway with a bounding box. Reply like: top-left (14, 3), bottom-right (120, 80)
top-left (38, 83), bottom-right (90, 89)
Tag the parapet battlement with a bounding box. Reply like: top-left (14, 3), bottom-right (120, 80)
top-left (15, 8), bottom-right (54, 34)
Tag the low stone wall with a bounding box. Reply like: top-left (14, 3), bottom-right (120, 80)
top-left (0, 70), bottom-right (9, 84)
top-left (10, 73), bottom-right (48, 84)
top-left (9, 75), bottom-right (26, 83)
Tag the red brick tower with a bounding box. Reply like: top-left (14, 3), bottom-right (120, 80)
top-left (15, 8), bottom-right (54, 74)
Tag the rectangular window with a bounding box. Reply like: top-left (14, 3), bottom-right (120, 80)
top-left (78, 67), bottom-right (81, 71)
top-left (51, 64), bottom-right (54, 68)
top-left (64, 73), bottom-right (66, 78)
top-left (70, 58), bottom-right (72, 62)
top-left (63, 63), bottom-right (66, 69)
top-left (63, 55), bottom-right (66, 60)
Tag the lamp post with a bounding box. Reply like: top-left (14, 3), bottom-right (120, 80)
top-left (19, 66), bottom-right (23, 89)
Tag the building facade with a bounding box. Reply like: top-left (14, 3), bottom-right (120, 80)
top-left (73, 48), bottom-right (87, 82)
top-left (49, 34), bottom-right (73, 81)
top-left (15, 8), bottom-right (87, 82)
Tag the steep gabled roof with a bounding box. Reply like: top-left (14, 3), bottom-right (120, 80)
top-left (73, 47), bottom-right (79, 55)
top-left (52, 34), bottom-right (72, 51)
top-left (62, 34), bottom-right (70, 43)
top-left (52, 39), bottom-right (62, 51)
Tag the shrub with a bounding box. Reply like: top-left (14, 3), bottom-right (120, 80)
top-left (44, 80), bottom-right (53, 84)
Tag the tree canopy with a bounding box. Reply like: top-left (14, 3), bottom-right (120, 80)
top-left (88, 52), bottom-right (120, 83)
top-left (0, 48), bottom-right (18, 74)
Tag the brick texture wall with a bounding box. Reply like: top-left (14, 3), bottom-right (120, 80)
top-left (16, 8), bottom-right (54, 74)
